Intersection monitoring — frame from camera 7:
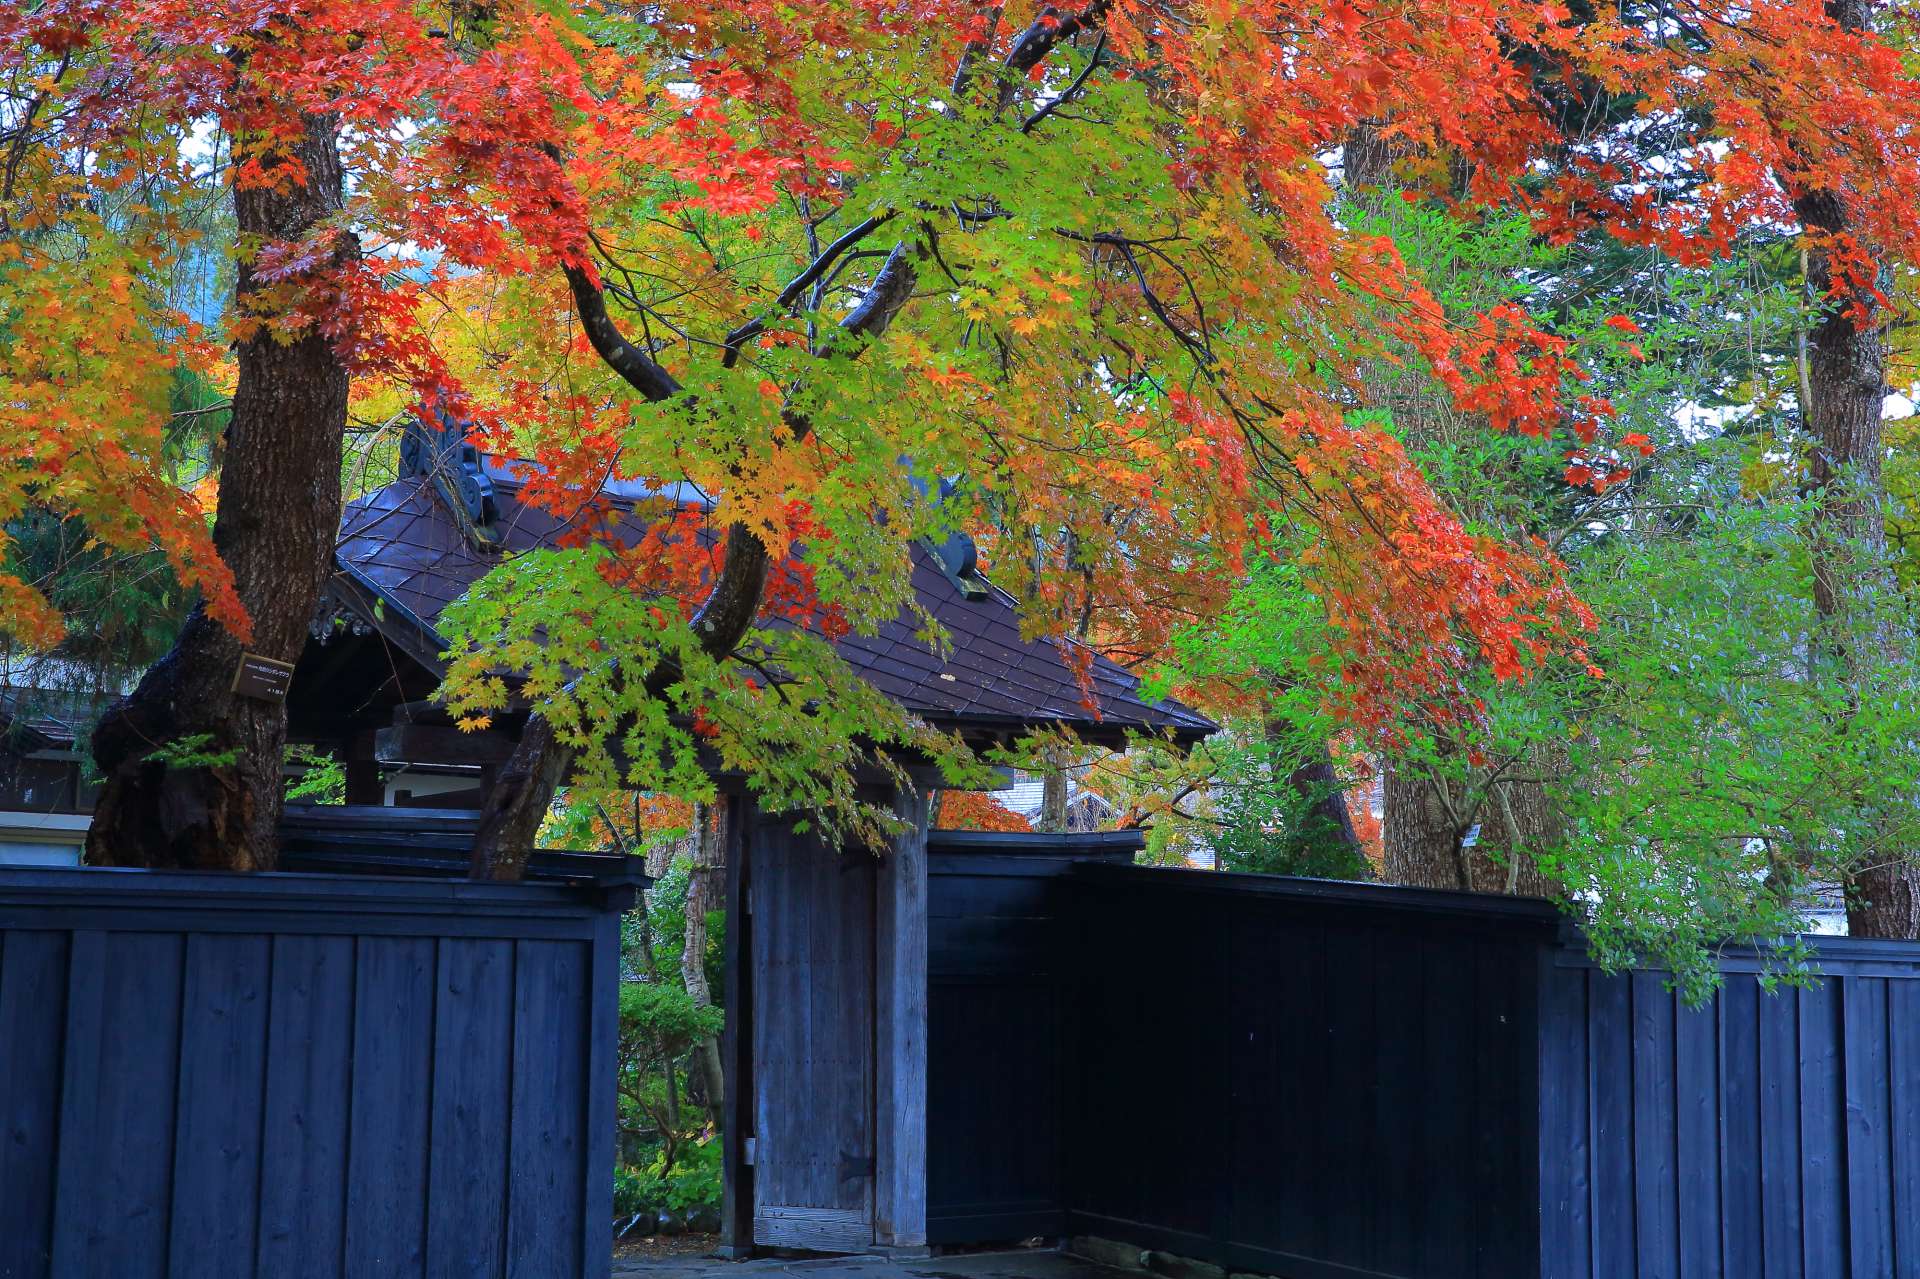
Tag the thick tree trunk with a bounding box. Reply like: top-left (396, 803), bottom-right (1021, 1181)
top-left (682, 803), bottom-right (728, 1118)
top-left (87, 107), bottom-right (350, 871)
top-left (1284, 743), bottom-right (1363, 859)
top-left (1795, 0), bottom-right (1919, 939)
top-left (1382, 756), bottom-right (1558, 897)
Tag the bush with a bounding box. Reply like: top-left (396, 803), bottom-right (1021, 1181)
top-left (660, 1139), bottom-right (721, 1215)
top-left (613, 1164), bottom-right (665, 1218)
top-left (612, 1139), bottom-right (722, 1226)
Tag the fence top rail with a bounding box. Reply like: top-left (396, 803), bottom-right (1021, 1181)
top-left (0, 862), bottom-right (634, 921)
top-left (927, 829), bottom-right (1145, 857)
top-left (1069, 860), bottom-right (1564, 927)
top-left (1552, 933), bottom-right (1920, 978)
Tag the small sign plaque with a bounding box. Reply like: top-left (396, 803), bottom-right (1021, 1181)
top-left (231, 652), bottom-right (295, 703)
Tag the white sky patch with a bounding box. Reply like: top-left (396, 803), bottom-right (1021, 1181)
top-left (1673, 400), bottom-right (1756, 444)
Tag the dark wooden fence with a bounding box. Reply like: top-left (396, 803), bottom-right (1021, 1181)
top-left (1541, 942), bottom-right (1920, 1279)
top-left (1063, 862), bottom-right (1558, 1279)
top-left (927, 856), bottom-right (1920, 1279)
top-left (0, 855), bottom-right (638, 1279)
top-left (925, 830), bottom-right (1140, 1245)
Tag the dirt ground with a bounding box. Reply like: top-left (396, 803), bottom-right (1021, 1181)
top-left (609, 1244), bottom-right (1140, 1279)
top-left (615, 1232), bottom-right (723, 1262)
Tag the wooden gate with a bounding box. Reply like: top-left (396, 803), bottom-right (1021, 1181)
top-left (748, 818), bottom-right (876, 1251)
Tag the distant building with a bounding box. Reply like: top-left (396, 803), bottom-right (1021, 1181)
top-left (0, 685), bottom-right (104, 866)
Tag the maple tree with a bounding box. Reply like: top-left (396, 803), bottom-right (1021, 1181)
top-left (5, 0), bottom-right (1919, 892)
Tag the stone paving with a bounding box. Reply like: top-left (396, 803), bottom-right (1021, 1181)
top-left (612, 1247), bottom-right (1137, 1279)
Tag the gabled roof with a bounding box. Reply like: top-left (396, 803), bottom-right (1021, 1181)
top-left (331, 467), bottom-right (1214, 747)
top-left (0, 686), bottom-right (91, 752)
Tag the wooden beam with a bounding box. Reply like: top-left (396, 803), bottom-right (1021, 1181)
top-left (717, 793), bottom-right (756, 1258)
top-left (873, 783), bottom-right (932, 1250)
top-left (342, 731), bottom-right (384, 806)
top-left (373, 724), bottom-right (517, 769)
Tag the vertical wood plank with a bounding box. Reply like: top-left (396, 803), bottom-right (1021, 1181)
top-left (1419, 932), bottom-right (1476, 1278)
top-left (1719, 978), bottom-right (1765, 1279)
top-left (719, 794), bottom-right (755, 1256)
top-left (1888, 979), bottom-right (1920, 1279)
top-left (506, 940), bottom-right (591, 1278)
top-left (169, 933), bottom-right (273, 1277)
top-left (0, 930), bottom-right (68, 1279)
top-left (1320, 926), bottom-right (1378, 1271)
top-left (1371, 925), bottom-right (1429, 1278)
top-left (51, 931), bottom-right (185, 1279)
top-left (1226, 910), bottom-right (1321, 1260)
top-left (1675, 990), bottom-right (1722, 1279)
top-left (1757, 981), bottom-right (1803, 1279)
top-left (344, 936), bottom-right (436, 1279)
top-left (874, 788), bottom-right (931, 1248)
top-left (1632, 971), bottom-right (1680, 1279)
top-left (425, 937), bottom-right (516, 1279)
top-left (582, 915), bottom-right (620, 1279)
top-left (1797, 982), bottom-right (1845, 1279)
top-left (1539, 963), bottom-right (1591, 1279)
top-left (1475, 938), bottom-right (1539, 1279)
top-left (749, 820), bottom-right (788, 1223)
top-left (1843, 977), bottom-right (1894, 1279)
top-left (256, 934), bottom-right (355, 1279)
top-left (838, 834), bottom-right (876, 1229)
top-left (1589, 971), bottom-right (1637, 1278)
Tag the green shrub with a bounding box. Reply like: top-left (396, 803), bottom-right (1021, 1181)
top-left (660, 1139), bottom-right (721, 1214)
top-left (613, 1140), bottom-right (720, 1222)
top-left (613, 1164), bottom-right (665, 1217)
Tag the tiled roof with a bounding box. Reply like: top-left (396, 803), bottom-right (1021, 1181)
top-left (0, 686), bottom-right (99, 751)
top-left (334, 473), bottom-right (1214, 744)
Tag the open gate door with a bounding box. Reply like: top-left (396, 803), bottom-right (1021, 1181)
top-left (747, 817), bottom-right (876, 1251)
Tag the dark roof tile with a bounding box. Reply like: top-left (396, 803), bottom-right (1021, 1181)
top-left (335, 474), bottom-right (1214, 743)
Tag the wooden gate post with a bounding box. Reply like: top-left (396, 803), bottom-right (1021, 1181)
top-left (718, 791), bottom-right (755, 1258)
top-left (874, 783), bottom-right (933, 1251)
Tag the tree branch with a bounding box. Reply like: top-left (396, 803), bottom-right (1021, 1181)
top-left (1022, 32), bottom-right (1105, 134)
top-left (722, 210), bottom-right (899, 367)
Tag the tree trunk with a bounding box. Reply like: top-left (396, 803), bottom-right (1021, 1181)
top-left (1039, 759), bottom-right (1069, 832)
top-left (682, 803), bottom-right (728, 1119)
top-left (1344, 121), bottom-right (1406, 193)
top-left (1276, 727), bottom-right (1364, 862)
top-left (87, 106), bottom-right (351, 871)
top-left (1382, 757), bottom-right (1558, 897)
top-left (1795, 0), bottom-right (1919, 939)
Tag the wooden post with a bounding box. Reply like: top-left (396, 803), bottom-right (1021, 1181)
top-left (717, 791), bottom-right (756, 1258)
top-left (342, 730), bottom-right (383, 806)
top-left (873, 783), bottom-right (932, 1251)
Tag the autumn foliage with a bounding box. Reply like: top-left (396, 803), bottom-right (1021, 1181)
top-left (934, 791), bottom-right (1035, 833)
top-left (6, 0), bottom-right (1919, 760)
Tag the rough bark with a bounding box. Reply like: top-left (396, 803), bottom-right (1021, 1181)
top-left (681, 803), bottom-right (728, 1117)
top-left (87, 105), bottom-right (351, 871)
top-left (1382, 756), bottom-right (1558, 897)
top-left (1343, 121), bottom-right (1407, 193)
top-left (1282, 739), bottom-right (1364, 860)
top-left (1794, 0), bottom-right (1920, 939)
top-left (469, 243), bottom-right (918, 878)
top-left (1039, 762), bottom-right (1069, 832)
